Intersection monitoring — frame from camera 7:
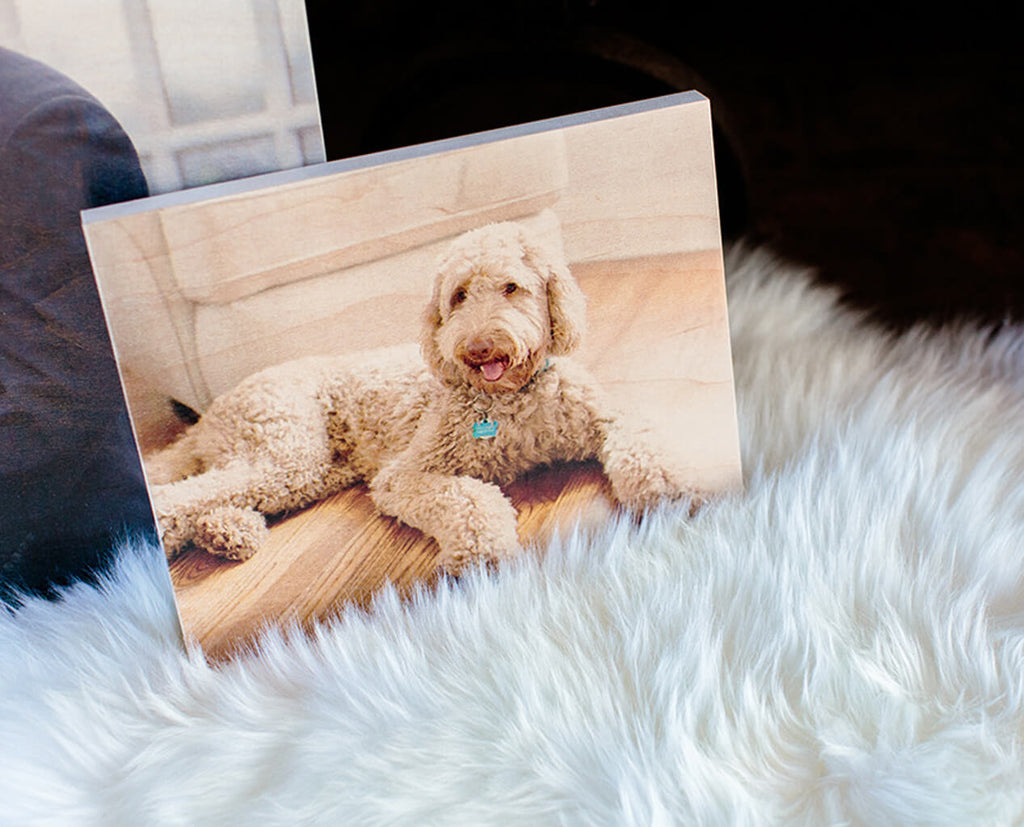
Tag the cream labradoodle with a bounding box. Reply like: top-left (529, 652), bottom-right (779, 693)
top-left (146, 221), bottom-right (691, 572)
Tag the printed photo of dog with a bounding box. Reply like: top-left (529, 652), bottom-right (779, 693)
top-left (84, 92), bottom-right (741, 655)
top-left (146, 221), bottom-right (691, 574)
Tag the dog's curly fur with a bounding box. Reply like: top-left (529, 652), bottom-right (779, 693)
top-left (146, 222), bottom-right (691, 572)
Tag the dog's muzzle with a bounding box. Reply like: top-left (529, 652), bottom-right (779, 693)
top-left (458, 337), bottom-right (508, 380)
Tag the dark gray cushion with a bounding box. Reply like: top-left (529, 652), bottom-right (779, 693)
top-left (0, 46), bottom-right (155, 598)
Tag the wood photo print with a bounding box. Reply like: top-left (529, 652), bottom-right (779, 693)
top-left (84, 92), bottom-right (742, 658)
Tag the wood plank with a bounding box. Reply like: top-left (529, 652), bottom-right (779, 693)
top-left (170, 464), bottom-right (614, 660)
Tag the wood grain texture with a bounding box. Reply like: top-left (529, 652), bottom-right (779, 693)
top-left (169, 465), bottom-right (614, 660)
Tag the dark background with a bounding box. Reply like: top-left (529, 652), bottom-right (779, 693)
top-left (304, 2), bottom-right (1021, 330)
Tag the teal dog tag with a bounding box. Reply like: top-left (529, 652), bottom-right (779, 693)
top-left (473, 418), bottom-right (498, 439)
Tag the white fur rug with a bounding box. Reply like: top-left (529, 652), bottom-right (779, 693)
top-left (3, 247), bottom-right (1023, 825)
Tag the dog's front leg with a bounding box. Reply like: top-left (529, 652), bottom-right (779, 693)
top-left (369, 463), bottom-right (521, 574)
top-left (599, 417), bottom-right (701, 514)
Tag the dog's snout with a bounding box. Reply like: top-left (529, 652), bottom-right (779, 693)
top-left (462, 337), bottom-right (495, 365)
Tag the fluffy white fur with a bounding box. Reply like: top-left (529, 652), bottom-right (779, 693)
top-left (2, 246), bottom-right (1023, 825)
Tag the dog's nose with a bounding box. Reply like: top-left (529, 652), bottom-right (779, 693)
top-left (462, 337), bottom-right (495, 365)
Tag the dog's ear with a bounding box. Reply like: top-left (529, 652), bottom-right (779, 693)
top-left (522, 234), bottom-right (586, 356)
top-left (546, 265), bottom-right (586, 355)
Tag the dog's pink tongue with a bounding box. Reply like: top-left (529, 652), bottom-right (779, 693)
top-left (481, 361), bottom-right (506, 382)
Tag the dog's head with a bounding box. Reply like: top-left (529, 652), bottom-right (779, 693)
top-left (421, 221), bottom-right (586, 394)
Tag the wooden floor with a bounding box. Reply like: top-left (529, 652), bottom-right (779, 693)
top-left (170, 463), bottom-right (616, 659)
top-left (161, 251), bottom-right (739, 660)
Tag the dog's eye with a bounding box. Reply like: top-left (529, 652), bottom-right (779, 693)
top-left (450, 288), bottom-right (467, 309)
top-left (503, 282), bottom-right (518, 296)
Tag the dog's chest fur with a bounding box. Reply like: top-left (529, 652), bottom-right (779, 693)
top-left (416, 366), bottom-right (606, 485)
top-left (321, 361), bottom-right (605, 487)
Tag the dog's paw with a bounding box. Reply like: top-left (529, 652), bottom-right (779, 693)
top-left (193, 506), bottom-right (269, 561)
top-left (608, 449), bottom-right (703, 514)
top-left (434, 514), bottom-right (523, 577)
